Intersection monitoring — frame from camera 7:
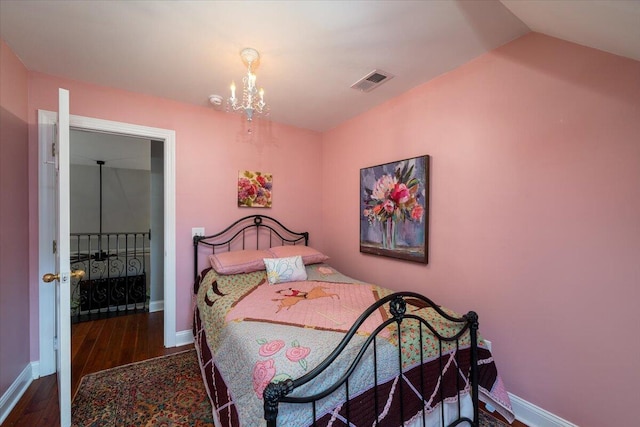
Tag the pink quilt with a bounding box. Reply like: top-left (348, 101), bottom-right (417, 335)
top-left (193, 264), bottom-right (515, 426)
top-left (228, 279), bottom-right (389, 337)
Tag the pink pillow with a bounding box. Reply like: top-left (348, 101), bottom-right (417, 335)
top-left (208, 249), bottom-right (271, 275)
top-left (266, 245), bottom-right (329, 265)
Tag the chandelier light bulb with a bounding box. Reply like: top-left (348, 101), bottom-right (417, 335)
top-left (227, 48), bottom-right (269, 122)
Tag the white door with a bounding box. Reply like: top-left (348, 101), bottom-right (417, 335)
top-left (42, 88), bottom-right (75, 427)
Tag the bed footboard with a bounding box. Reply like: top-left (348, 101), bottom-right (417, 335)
top-left (263, 292), bottom-right (479, 427)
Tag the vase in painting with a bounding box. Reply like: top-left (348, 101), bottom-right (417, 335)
top-left (382, 218), bottom-right (396, 249)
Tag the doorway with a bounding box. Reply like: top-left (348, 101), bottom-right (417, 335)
top-left (38, 111), bottom-right (177, 377)
top-left (68, 130), bottom-right (160, 322)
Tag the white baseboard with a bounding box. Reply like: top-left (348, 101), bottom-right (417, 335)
top-left (175, 329), bottom-right (194, 347)
top-left (0, 362), bottom-right (37, 425)
top-left (510, 393), bottom-right (579, 427)
top-left (30, 361), bottom-right (40, 380)
top-left (149, 300), bottom-right (164, 313)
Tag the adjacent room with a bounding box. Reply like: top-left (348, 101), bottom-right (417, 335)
top-left (1, 1), bottom-right (638, 427)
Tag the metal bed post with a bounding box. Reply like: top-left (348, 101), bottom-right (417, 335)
top-left (193, 235), bottom-right (202, 281)
top-left (466, 311), bottom-right (479, 427)
top-left (264, 379), bottom-right (294, 427)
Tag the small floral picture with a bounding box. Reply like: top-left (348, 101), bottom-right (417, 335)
top-left (238, 170), bottom-right (272, 208)
top-left (360, 155), bottom-right (429, 263)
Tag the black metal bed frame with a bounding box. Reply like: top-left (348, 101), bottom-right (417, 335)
top-left (193, 215), bottom-right (479, 427)
top-left (193, 214), bottom-right (308, 279)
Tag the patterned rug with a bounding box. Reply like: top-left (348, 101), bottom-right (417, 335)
top-left (479, 411), bottom-right (511, 427)
top-left (71, 349), bottom-right (213, 426)
top-left (71, 349), bottom-right (508, 426)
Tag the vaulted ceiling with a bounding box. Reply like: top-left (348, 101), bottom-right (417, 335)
top-left (2, 0), bottom-right (638, 133)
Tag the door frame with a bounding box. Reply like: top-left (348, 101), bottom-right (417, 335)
top-left (38, 111), bottom-right (177, 375)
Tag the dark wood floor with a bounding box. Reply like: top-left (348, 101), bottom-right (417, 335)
top-left (3, 311), bottom-right (192, 426)
top-left (5, 311), bottom-right (527, 427)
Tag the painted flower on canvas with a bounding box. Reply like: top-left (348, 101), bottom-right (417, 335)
top-left (362, 162), bottom-right (424, 226)
top-left (238, 170), bottom-right (272, 208)
top-left (360, 155), bottom-right (428, 261)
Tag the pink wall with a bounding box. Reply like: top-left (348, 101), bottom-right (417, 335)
top-left (5, 32), bottom-right (639, 425)
top-left (26, 73), bottom-right (324, 359)
top-left (321, 33), bottom-right (640, 426)
top-left (0, 40), bottom-right (30, 396)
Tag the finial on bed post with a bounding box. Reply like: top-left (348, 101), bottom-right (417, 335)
top-left (389, 294), bottom-right (407, 321)
top-left (263, 379), bottom-right (294, 426)
top-left (465, 311), bottom-right (480, 426)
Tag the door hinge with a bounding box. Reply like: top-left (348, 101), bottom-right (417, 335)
top-left (53, 337), bottom-right (59, 351)
top-left (53, 239), bottom-right (57, 254)
top-left (52, 124), bottom-right (57, 157)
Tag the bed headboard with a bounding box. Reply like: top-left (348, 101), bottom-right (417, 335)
top-left (193, 214), bottom-right (309, 280)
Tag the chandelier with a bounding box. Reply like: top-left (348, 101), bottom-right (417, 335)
top-left (228, 47), bottom-right (268, 122)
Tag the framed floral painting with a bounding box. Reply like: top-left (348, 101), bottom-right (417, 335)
top-left (238, 170), bottom-right (272, 208)
top-left (360, 155), bottom-right (429, 263)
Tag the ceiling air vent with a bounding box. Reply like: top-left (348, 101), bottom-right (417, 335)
top-left (351, 69), bottom-right (394, 92)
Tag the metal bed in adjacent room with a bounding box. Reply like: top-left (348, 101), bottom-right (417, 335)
top-left (70, 231), bottom-right (150, 323)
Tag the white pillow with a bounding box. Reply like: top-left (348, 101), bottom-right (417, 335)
top-left (263, 255), bottom-right (307, 284)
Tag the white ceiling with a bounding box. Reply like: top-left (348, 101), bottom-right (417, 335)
top-left (70, 130), bottom-right (150, 170)
top-left (501, 0), bottom-right (640, 62)
top-left (1, 1), bottom-right (639, 133)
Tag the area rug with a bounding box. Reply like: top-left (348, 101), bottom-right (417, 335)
top-left (71, 349), bottom-right (213, 426)
top-left (71, 349), bottom-right (509, 427)
top-left (479, 410), bottom-right (511, 427)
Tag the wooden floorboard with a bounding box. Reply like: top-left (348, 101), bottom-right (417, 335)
top-left (3, 311), bottom-right (192, 427)
top-left (5, 311), bottom-right (528, 427)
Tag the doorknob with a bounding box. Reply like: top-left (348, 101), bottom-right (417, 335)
top-left (42, 273), bottom-right (59, 283)
top-left (43, 270), bottom-right (85, 283)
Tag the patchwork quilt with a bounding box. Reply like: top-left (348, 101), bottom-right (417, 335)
top-left (193, 264), bottom-right (514, 426)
